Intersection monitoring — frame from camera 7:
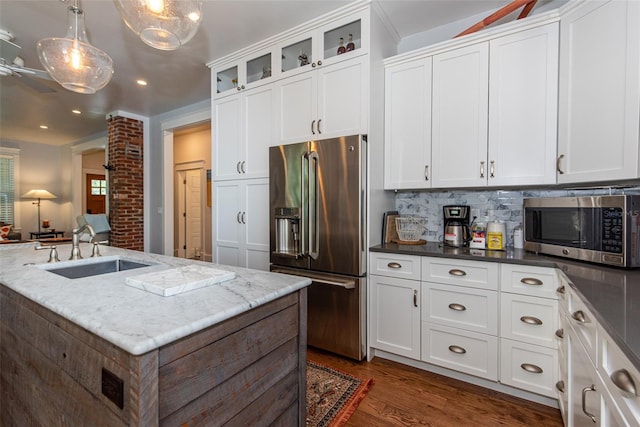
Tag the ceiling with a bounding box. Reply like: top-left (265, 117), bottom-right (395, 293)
top-left (0, 0), bottom-right (547, 147)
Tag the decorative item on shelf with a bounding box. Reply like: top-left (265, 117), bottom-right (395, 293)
top-left (337, 37), bottom-right (346, 55)
top-left (37, 0), bottom-right (113, 94)
top-left (394, 216), bottom-right (427, 244)
top-left (113, 0), bottom-right (203, 50)
top-left (22, 189), bottom-right (57, 235)
top-left (298, 50), bottom-right (309, 67)
top-left (42, 219), bottom-right (50, 230)
top-left (261, 66), bottom-right (271, 79)
top-left (232, 78), bottom-right (238, 87)
top-left (346, 34), bottom-right (355, 52)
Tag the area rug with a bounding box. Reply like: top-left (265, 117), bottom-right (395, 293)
top-left (306, 361), bottom-right (374, 427)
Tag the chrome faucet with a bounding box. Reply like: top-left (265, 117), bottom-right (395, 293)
top-left (70, 223), bottom-right (95, 260)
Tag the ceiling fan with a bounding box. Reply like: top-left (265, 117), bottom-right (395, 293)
top-left (0, 28), bottom-right (56, 93)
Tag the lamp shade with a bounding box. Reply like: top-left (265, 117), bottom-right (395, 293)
top-left (22, 189), bottom-right (57, 200)
top-left (113, 0), bottom-right (203, 50)
top-left (37, 4), bottom-right (114, 94)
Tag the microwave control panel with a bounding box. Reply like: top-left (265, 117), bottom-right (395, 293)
top-left (602, 207), bottom-right (623, 253)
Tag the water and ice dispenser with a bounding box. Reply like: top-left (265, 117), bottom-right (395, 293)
top-left (274, 207), bottom-right (301, 257)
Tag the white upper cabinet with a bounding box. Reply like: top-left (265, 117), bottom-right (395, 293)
top-left (213, 48), bottom-right (276, 99)
top-left (213, 84), bottom-right (278, 180)
top-left (431, 43), bottom-right (489, 188)
top-left (279, 55), bottom-right (367, 144)
top-left (384, 58), bottom-right (432, 190)
top-left (557, 0), bottom-right (640, 183)
top-left (488, 23), bottom-right (558, 186)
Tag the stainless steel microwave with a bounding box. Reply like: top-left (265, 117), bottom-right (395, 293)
top-left (523, 195), bottom-right (640, 268)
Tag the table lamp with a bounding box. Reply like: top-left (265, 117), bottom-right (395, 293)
top-left (22, 189), bottom-right (57, 234)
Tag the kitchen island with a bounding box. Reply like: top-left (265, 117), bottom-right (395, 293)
top-left (0, 244), bottom-right (310, 426)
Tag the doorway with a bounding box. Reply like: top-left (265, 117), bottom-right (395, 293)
top-left (86, 173), bottom-right (106, 214)
top-left (176, 168), bottom-right (203, 259)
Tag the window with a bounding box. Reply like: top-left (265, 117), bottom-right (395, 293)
top-left (0, 148), bottom-right (20, 226)
top-left (91, 178), bottom-right (107, 195)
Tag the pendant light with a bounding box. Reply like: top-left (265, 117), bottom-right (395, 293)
top-left (37, 0), bottom-right (114, 94)
top-left (113, 0), bottom-right (203, 51)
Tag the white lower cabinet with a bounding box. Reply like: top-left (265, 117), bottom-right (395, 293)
top-left (422, 322), bottom-right (498, 381)
top-left (500, 338), bottom-right (558, 398)
top-left (212, 179), bottom-right (269, 270)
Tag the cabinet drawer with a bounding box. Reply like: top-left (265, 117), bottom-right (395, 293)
top-left (422, 323), bottom-right (498, 381)
top-left (422, 257), bottom-right (498, 290)
top-left (567, 288), bottom-right (597, 364)
top-left (598, 324), bottom-right (640, 424)
top-left (370, 252), bottom-right (421, 280)
top-left (422, 282), bottom-right (498, 336)
top-left (500, 293), bottom-right (558, 349)
top-left (500, 338), bottom-right (558, 398)
top-left (500, 264), bottom-right (559, 299)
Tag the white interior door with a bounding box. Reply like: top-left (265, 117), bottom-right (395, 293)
top-left (185, 169), bottom-right (203, 259)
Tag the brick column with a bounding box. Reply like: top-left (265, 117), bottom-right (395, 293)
top-left (107, 116), bottom-right (144, 250)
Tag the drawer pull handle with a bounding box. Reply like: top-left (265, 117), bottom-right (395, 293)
top-left (413, 289), bottom-right (418, 308)
top-left (556, 380), bottom-right (565, 393)
top-left (571, 310), bottom-right (589, 324)
top-left (581, 384), bottom-right (597, 423)
top-left (448, 269), bottom-right (467, 277)
top-left (387, 262), bottom-right (402, 269)
top-left (610, 369), bottom-right (637, 396)
top-left (521, 277), bottom-right (543, 286)
top-left (448, 303), bottom-right (466, 312)
top-left (448, 345), bottom-right (466, 354)
top-left (520, 316), bottom-right (543, 325)
top-left (555, 328), bottom-right (564, 339)
top-left (556, 285), bottom-right (565, 294)
top-left (521, 363), bottom-right (543, 374)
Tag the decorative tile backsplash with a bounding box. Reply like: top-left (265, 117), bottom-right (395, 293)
top-left (395, 186), bottom-right (640, 247)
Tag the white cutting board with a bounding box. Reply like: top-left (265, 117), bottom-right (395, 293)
top-left (125, 265), bottom-right (236, 296)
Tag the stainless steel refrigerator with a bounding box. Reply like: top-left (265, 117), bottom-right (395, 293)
top-left (269, 134), bottom-right (367, 360)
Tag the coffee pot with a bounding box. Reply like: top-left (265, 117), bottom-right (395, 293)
top-left (443, 205), bottom-right (471, 247)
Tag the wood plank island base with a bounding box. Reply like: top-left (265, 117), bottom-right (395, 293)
top-left (0, 244), bottom-right (310, 426)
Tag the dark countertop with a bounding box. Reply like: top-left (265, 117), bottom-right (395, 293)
top-left (371, 242), bottom-right (640, 371)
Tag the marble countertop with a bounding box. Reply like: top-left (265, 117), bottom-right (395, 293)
top-left (371, 242), bottom-right (640, 370)
top-left (0, 243), bottom-right (310, 355)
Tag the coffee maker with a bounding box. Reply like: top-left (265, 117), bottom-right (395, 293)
top-left (443, 205), bottom-right (471, 247)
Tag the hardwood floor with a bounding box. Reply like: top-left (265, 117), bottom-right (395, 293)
top-left (307, 347), bottom-right (564, 426)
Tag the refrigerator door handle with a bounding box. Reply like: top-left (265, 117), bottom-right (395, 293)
top-left (301, 152), bottom-right (308, 257)
top-left (308, 151), bottom-right (319, 259)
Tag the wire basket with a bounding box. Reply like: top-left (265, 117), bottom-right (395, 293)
top-left (395, 216), bottom-right (426, 242)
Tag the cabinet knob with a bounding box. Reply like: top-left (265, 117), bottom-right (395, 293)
top-left (448, 303), bottom-right (466, 312)
top-left (520, 316), bottom-right (543, 326)
top-left (555, 328), bottom-right (564, 339)
top-left (571, 310), bottom-right (588, 324)
top-left (556, 285), bottom-right (565, 294)
top-left (489, 160), bottom-right (495, 178)
top-left (557, 154), bottom-right (565, 174)
top-left (610, 369), bottom-right (637, 396)
top-left (448, 345), bottom-right (466, 354)
top-left (480, 161), bottom-right (485, 178)
top-left (555, 380), bottom-right (565, 393)
top-left (581, 384), bottom-right (597, 423)
top-left (387, 262), bottom-right (401, 269)
top-left (236, 161), bottom-right (242, 174)
top-left (521, 363), bottom-right (543, 374)
top-left (311, 120), bottom-right (316, 135)
top-left (317, 60), bottom-right (322, 66)
top-left (424, 165), bottom-right (429, 181)
top-left (521, 277), bottom-right (543, 286)
top-left (237, 86), bottom-right (242, 91)
top-left (413, 289), bottom-right (418, 307)
top-left (448, 269), bottom-right (467, 277)
top-left (236, 212), bottom-right (242, 224)
top-left (312, 62), bottom-right (317, 68)
top-left (241, 211), bottom-right (246, 224)
top-left (317, 119), bottom-right (322, 134)
top-left (240, 160), bottom-right (246, 173)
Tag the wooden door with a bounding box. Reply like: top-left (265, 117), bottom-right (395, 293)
top-left (86, 174), bottom-right (106, 214)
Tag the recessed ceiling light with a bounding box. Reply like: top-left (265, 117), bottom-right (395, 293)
top-left (136, 79), bottom-right (147, 86)
top-left (39, 125), bottom-right (48, 129)
top-left (72, 109), bottom-right (82, 115)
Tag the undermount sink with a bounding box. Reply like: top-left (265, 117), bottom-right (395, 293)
top-left (41, 257), bottom-right (152, 279)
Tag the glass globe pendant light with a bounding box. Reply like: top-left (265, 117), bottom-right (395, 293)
top-left (113, 0), bottom-right (203, 51)
top-left (37, 0), bottom-right (114, 94)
